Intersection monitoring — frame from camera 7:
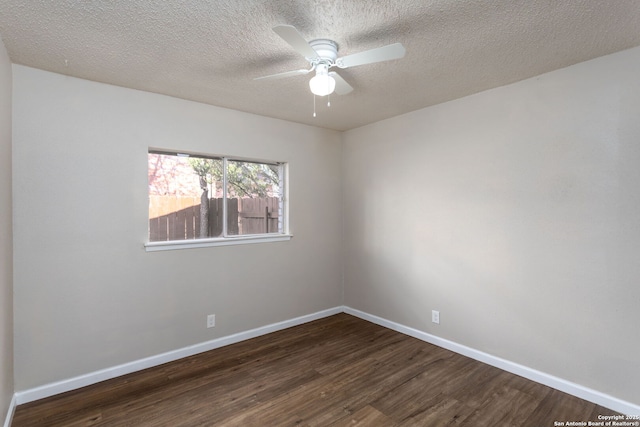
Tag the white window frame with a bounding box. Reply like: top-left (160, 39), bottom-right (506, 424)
top-left (145, 150), bottom-right (291, 252)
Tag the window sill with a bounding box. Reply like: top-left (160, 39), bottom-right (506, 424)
top-left (144, 234), bottom-right (293, 252)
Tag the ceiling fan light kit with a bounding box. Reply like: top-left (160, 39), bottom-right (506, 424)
top-left (255, 25), bottom-right (406, 116)
top-left (309, 64), bottom-right (336, 96)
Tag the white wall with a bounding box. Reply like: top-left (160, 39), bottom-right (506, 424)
top-left (12, 66), bottom-right (343, 390)
top-left (343, 46), bottom-right (640, 406)
top-left (0, 36), bottom-right (13, 421)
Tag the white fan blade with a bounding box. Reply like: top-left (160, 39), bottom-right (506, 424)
top-left (254, 68), bottom-right (312, 80)
top-left (329, 72), bottom-right (353, 95)
top-left (337, 43), bottom-right (406, 68)
top-left (273, 25), bottom-right (319, 60)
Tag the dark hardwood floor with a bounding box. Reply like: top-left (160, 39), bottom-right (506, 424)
top-left (12, 313), bottom-right (620, 426)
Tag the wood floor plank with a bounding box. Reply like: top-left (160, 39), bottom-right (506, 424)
top-left (12, 313), bottom-right (622, 426)
top-left (395, 395), bottom-right (474, 427)
top-left (371, 352), bottom-right (486, 421)
top-left (328, 405), bottom-right (398, 427)
top-left (458, 385), bottom-right (541, 426)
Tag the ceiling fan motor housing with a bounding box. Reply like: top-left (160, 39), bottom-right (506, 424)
top-left (308, 39), bottom-right (338, 64)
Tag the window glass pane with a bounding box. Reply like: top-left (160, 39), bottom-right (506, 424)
top-left (226, 160), bottom-right (282, 236)
top-left (148, 152), bottom-right (223, 241)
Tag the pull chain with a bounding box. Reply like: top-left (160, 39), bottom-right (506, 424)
top-left (313, 94), bottom-right (316, 117)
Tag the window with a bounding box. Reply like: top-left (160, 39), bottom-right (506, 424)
top-left (145, 150), bottom-right (289, 251)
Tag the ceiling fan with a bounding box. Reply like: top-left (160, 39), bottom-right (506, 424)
top-left (255, 25), bottom-right (406, 98)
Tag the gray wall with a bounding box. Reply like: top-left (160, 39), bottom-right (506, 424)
top-left (12, 66), bottom-right (343, 390)
top-left (0, 37), bottom-right (14, 419)
top-left (342, 46), bottom-right (640, 405)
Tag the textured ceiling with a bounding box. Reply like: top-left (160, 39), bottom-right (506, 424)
top-left (1, 1), bottom-right (640, 131)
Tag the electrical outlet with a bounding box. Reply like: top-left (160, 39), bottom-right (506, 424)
top-left (432, 310), bottom-right (440, 324)
top-left (207, 314), bottom-right (216, 328)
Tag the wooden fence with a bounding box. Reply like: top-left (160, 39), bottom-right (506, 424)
top-left (149, 197), bottom-right (280, 241)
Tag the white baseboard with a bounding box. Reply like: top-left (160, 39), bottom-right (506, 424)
top-left (3, 394), bottom-right (16, 427)
top-left (343, 306), bottom-right (640, 416)
top-left (14, 306), bottom-right (342, 405)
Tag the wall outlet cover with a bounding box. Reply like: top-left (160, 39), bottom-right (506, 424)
top-left (207, 314), bottom-right (216, 328)
top-left (432, 310), bottom-right (440, 324)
